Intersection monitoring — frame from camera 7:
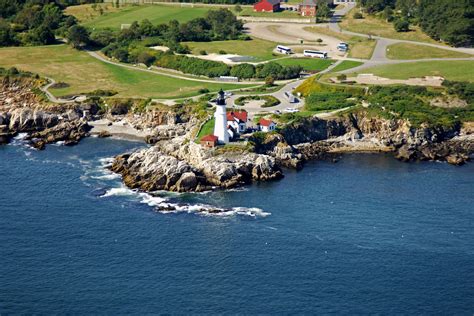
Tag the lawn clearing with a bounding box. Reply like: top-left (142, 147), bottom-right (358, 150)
top-left (183, 38), bottom-right (278, 62)
top-left (196, 118), bottom-right (215, 142)
top-left (82, 4), bottom-right (210, 30)
top-left (330, 60), bottom-right (364, 73)
top-left (275, 58), bottom-right (334, 72)
top-left (234, 7), bottom-right (305, 19)
top-left (304, 26), bottom-right (376, 59)
top-left (386, 43), bottom-right (472, 60)
top-left (64, 3), bottom-right (120, 23)
top-left (339, 8), bottom-right (441, 45)
top-left (351, 60), bottom-right (474, 82)
top-left (0, 45), bottom-right (253, 99)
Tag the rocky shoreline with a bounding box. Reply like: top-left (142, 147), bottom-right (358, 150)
top-left (2, 77), bottom-right (473, 195)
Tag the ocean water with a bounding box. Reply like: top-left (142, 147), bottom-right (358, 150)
top-left (1, 136), bottom-right (473, 314)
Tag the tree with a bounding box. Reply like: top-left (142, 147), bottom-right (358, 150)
top-left (90, 28), bottom-right (117, 47)
top-left (234, 5), bottom-right (242, 13)
top-left (316, 3), bottom-right (331, 22)
top-left (230, 63), bottom-right (255, 79)
top-left (137, 51), bottom-right (155, 66)
top-left (67, 25), bottom-right (89, 48)
top-left (27, 24), bottom-right (55, 45)
top-left (265, 76), bottom-right (275, 86)
top-left (0, 20), bottom-right (15, 46)
top-left (394, 19), bottom-right (410, 32)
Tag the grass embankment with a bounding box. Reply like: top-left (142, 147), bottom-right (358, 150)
top-left (352, 60), bottom-right (474, 82)
top-left (80, 4), bottom-right (210, 29)
top-left (339, 8), bottom-right (441, 44)
top-left (183, 38), bottom-right (277, 61)
top-left (196, 118), bottom-right (215, 142)
top-left (386, 43), bottom-right (472, 60)
top-left (330, 60), bottom-right (364, 73)
top-left (304, 26), bottom-right (376, 59)
top-left (64, 3), bottom-right (119, 22)
top-left (275, 58), bottom-right (333, 72)
top-left (234, 7), bottom-right (304, 19)
top-left (292, 76), bottom-right (474, 128)
top-left (0, 45), bottom-right (252, 99)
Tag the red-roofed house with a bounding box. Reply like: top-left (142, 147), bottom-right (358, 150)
top-left (254, 0), bottom-right (281, 12)
top-left (259, 118), bottom-right (276, 132)
top-left (227, 111), bottom-right (248, 134)
top-left (200, 134), bottom-right (218, 148)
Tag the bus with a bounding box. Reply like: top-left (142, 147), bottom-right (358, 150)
top-left (276, 45), bottom-right (292, 55)
top-left (303, 50), bottom-right (328, 59)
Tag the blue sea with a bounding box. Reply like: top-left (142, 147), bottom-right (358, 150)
top-left (1, 136), bottom-right (473, 314)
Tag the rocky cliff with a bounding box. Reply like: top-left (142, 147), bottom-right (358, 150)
top-left (111, 136), bottom-right (283, 193)
top-left (0, 77), bottom-right (92, 148)
top-left (255, 113), bottom-right (473, 166)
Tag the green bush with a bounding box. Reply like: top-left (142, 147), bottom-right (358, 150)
top-left (353, 12), bottom-right (364, 19)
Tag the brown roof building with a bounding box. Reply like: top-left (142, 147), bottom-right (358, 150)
top-left (200, 134), bottom-right (218, 148)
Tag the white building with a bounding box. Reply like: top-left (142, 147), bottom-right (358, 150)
top-left (227, 111), bottom-right (248, 134)
top-left (213, 90), bottom-right (229, 144)
top-left (259, 118), bottom-right (276, 132)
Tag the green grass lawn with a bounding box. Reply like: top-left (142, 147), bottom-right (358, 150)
top-left (234, 7), bottom-right (304, 19)
top-left (82, 4), bottom-right (210, 29)
top-left (275, 58), bottom-right (334, 72)
top-left (352, 60), bottom-right (474, 82)
top-left (304, 27), bottom-right (377, 59)
top-left (0, 45), bottom-right (253, 99)
top-left (183, 38), bottom-right (278, 61)
top-left (64, 3), bottom-right (120, 23)
top-left (339, 8), bottom-right (442, 45)
top-left (196, 118), bottom-right (215, 142)
top-left (330, 60), bottom-right (364, 73)
top-left (386, 43), bottom-right (473, 60)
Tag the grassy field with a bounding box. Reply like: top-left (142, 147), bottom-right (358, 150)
top-left (339, 8), bottom-right (441, 44)
top-left (64, 3), bottom-right (120, 22)
top-left (330, 60), bottom-right (364, 73)
top-left (235, 7), bottom-right (304, 19)
top-left (80, 4), bottom-right (210, 29)
top-left (183, 38), bottom-right (278, 61)
top-left (304, 27), bottom-right (377, 59)
top-left (275, 58), bottom-right (334, 72)
top-left (386, 43), bottom-right (472, 60)
top-left (0, 45), bottom-right (252, 99)
top-left (352, 60), bottom-right (474, 82)
top-left (196, 118), bottom-right (215, 142)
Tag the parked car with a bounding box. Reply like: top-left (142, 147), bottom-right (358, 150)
top-left (284, 107), bottom-right (299, 113)
top-left (273, 110), bottom-right (282, 115)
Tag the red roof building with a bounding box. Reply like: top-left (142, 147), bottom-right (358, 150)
top-left (298, 0), bottom-right (317, 17)
top-left (254, 0), bottom-right (281, 12)
top-left (227, 111), bottom-right (248, 134)
top-left (200, 134), bottom-right (218, 148)
top-left (259, 118), bottom-right (276, 132)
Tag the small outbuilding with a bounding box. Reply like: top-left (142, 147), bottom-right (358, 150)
top-left (200, 134), bottom-right (218, 148)
top-left (254, 0), bottom-right (281, 12)
top-left (298, 0), bottom-right (318, 16)
top-left (259, 118), bottom-right (276, 132)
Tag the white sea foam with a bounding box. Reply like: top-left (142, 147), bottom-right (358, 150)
top-left (91, 173), bottom-right (122, 180)
top-left (100, 186), bottom-right (269, 218)
top-left (51, 141), bottom-right (65, 146)
top-left (101, 187), bottom-right (137, 198)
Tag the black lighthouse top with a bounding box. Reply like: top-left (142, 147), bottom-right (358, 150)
top-left (217, 89), bottom-right (226, 106)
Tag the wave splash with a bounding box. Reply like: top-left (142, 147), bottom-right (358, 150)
top-left (101, 185), bottom-right (270, 218)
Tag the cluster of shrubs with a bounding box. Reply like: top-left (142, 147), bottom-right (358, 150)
top-left (359, 0), bottom-right (472, 46)
top-left (366, 85), bottom-right (473, 127)
top-left (0, 0), bottom-right (98, 47)
top-left (151, 52), bottom-right (302, 80)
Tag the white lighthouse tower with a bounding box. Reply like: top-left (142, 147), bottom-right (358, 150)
top-left (213, 89), bottom-right (229, 144)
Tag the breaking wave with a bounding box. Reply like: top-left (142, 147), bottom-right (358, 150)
top-left (100, 186), bottom-right (270, 218)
